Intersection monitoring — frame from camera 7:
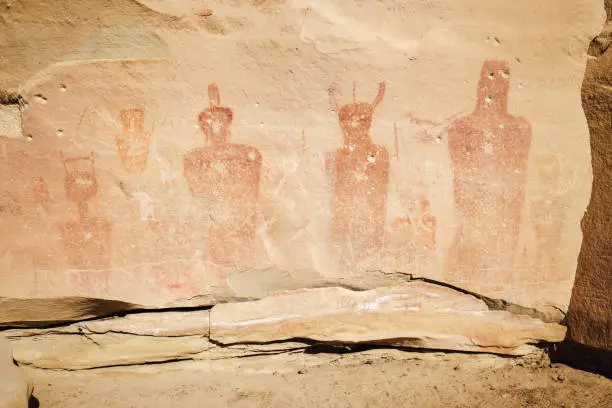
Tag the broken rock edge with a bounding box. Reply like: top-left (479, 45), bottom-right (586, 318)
top-left (0, 274), bottom-right (564, 329)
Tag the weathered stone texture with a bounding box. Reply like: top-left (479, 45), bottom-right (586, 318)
top-left (0, 336), bottom-right (32, 408)
top-left (566, 0), bottom-right (612, 350)
top-left (0, 0), bottom-right (606, 360)
top-left (210, 283), bottom-right (565, 356)
top-left (4, 283), bottom-right (565, 370)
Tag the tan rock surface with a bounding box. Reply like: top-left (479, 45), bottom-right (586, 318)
top-left (0, 0), bottom-right (604, 318)
top-left (7, 309), bottom-right (210, 337)
top-left (567, 0), bottom-right (612, 350)
top-left (3, 282), bottom-right (565, 370)
top-left (6, 329), bottom-right (316, 370)
top-left (82, 310), bottom-right (211, 336)
top-left (7, 332), bottom-right (213, 370)
top-left (0, 336), bottom-right (32, 408)
top-left (4, 309), bottom-right (313, 369)
top-left (0, 105), bottom-right (23, 140)
top-left (211, 283), bottom-right (566, 355)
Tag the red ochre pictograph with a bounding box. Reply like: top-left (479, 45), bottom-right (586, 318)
top-left (326, 82), bottom-right (390, 272)
top-left (183, 84), bottom-right (263, 268)
top-left (114, 108), bottom-right (152, 173)
top-left (384, 197), bottom-right (437, 267)
top-left (446, 60), bottom-right (532, 282)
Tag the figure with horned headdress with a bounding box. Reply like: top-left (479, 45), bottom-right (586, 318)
top-left (183, 84), bottom-right (262, 269)
top-left (326, 82), bottom-right (390, 273)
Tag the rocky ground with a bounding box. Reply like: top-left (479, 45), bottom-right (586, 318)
top-left (25, 348), bottom-right (612, 408)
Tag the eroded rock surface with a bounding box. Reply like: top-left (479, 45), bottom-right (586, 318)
top-left (567, 0), bottom-right (612, 351)
top-left (0, 336), bottom-right (32, 408)
top-left (0, 0), bottom-right (606, 363)
top-left (0, 0), bottom-right (604, 318)
top-left (3, 283), bottom-right (565, 370)
top-left (211, 283), bottom-right (566, 356)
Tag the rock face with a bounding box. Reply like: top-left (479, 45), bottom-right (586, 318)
top-left (0, 336), bottom-right (32, 408)
top-left (567, 0), bottom-right (612, 350)
top-left (0, 0), bottom-right (605, 359)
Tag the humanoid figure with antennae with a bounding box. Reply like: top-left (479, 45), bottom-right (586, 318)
top-left (183, 84), bottom-right (263, 269)
top-left (326, 82), bottom-right (390, 273)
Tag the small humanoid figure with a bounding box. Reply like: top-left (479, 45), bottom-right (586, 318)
top-left (114, 108), bottom-right (152, 173)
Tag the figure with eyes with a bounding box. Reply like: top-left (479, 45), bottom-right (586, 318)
top-left (446, 60), bottom-right (532, 282)
top-left (183, 84), bottom-right (262, 268)
top-left (326, 82), bottom-right (390, 273)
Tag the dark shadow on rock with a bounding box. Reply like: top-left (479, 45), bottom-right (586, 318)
top-left (0, 297), bottom-right (139, 328)
top-left (548, 341), bottom-right (612, 379)
top-left (28, 395), bottom-right (40, 408)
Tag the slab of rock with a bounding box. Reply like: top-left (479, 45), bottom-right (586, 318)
top-left (7, 332), bottom-right (213, 370)
top-left (82, 310), bottom-right (210, 336)
top-left (0, 336), bottom-right (32, 408)
top-left (9, 309), bottom-right (210, 337)
top-left (3, 310), bottom-right (211, 369)
top-left (210, 283), bottom-right (566, 356)
top-left (5, 309), bottom-right (317, 370)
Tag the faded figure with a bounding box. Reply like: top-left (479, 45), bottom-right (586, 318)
top-left (114, 108), bottom-right (152, 173)
top-left (57, 151), bottom-right (112, 297)
top-left (530, 153), bottom-right (573, 281)
top-left (446, 61), bottom-right (532, 284)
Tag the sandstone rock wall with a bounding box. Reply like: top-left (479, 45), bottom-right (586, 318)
top-left (0, 336), bottom-right (32, 408)
top-left (0, 0), bottom-right (605, 349)
top-left (566, 0), bottom-right (612, 350)
top-left (3, 282), bottom-right (566, 370)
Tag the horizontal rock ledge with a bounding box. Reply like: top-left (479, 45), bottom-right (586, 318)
top-left (210, 283), bottom-right (566, 356)
top-left (2, 282), bottom-right (567, 370)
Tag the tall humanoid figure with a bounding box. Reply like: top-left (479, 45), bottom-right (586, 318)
top-left (446, 61), bottom-right (532, 282)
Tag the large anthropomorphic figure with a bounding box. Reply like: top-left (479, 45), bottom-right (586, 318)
top-left (446, 60), bottom-right (532, 283)
top-left (184, 84), bottom-right (262, 268)
top-left (327, 82), bottom-right (390, 273)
